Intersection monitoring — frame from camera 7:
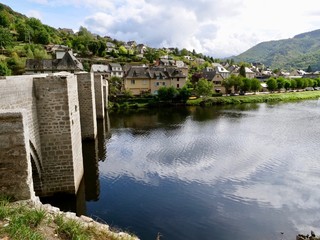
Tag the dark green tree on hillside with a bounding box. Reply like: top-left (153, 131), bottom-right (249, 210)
top-left (0, 61), bottom-right (11, 76)
top-left (239, 65), bottom-right (246, 78)
top-left (0, 10), bottom-right (10, 27)
top-left (306, 65), bottom-right (313, 73)
top-left (0, 27), bottom-right (13, 48)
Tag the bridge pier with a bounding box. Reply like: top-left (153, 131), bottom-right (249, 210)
top-left (34, 74), bottom-right (83, 197)
top-left (0, 110), bottom-right (35, 200)
top-left (76, 72), bottom-right (97, 140)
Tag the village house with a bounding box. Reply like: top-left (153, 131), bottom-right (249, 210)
top-left (106, 42), bottom-right (116, 53)
top-left (136, 44), bottom-right (147, 55)
top-left (109, 63), bottom-right (124, 78)
top-left (228, 65), bottom-right (256, 79)
top-left (91, 64), bottom-right (111, 79)
top-left (202, 65), bottom-right (230, 94)
top-left (124, 66), bottom-right (188, 95)
top-left (25, 50), bottom-right (84, 74)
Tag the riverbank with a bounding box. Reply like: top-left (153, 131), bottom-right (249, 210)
top-left (0, 197), bottom-right (139, 240)
top-left (186, 91), bottom-right (320, 106)
top-left (109, 91), bottom-right (320, 111)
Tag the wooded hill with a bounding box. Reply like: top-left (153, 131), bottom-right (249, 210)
top-left (233, 29), bottom-right (320, 71)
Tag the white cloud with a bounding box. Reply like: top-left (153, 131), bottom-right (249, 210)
top-left (12, 0), bottom-right (320, 57)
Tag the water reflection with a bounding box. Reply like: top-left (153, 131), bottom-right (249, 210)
top-left (87, 101), bottom-right (320, 240)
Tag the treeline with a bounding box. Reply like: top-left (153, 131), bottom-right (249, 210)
top-left (265, 77), bottom-right (320, 92)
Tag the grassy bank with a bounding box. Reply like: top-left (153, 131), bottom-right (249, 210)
top-left (0, 197), bottom-right (138, 240)
top-left (186, 91), bottom-right (320, 106)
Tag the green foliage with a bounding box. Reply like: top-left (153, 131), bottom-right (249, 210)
top-left (178, 86), bottom-right (192, 102)
top-left (7, 52), bottom-right (25, 75)
top-left (222, 77), bottom-right (234, 94)
top-left (0, 61), bottom-right (11, 75)
top-left (195, 78), bottom-right (213, 97)
top-left (239, 65), bottom-right (246, 77)
top-left (109, 76), bottom-right (123, 96)
top-left (158, 86), bottom-right (178, 101)
top-left (276, 77), bottom-right (286, 90)
top-left (266, 78), bottom-right (277, 92)
top-left (54, 214), bottom-right (89, 240)
top-left (241, 78), bottom-right (251, 93)
top-left (0, 26), bottom-right (13, 48)
top-left (234, 29), bottom-right (320, 71)
top-left (250, 78), bottom-right (261, 93)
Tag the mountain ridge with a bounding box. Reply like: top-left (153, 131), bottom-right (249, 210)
top-left (233, 29), bottom-right (320, 71)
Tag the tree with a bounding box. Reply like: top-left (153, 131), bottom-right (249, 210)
top-left (232, 75), bottom-right (243, 93)
top-left (283, 80), bottom-right (291, 91)
top-left (118, 45), bottom-right (128, 55)
top-left (290, 79), bottom-right (297, 89)
top-left (178, 86), bottom-right (192, 102)
top-left (241, 78), bottom-right (251, 93)
top-left (0, 27), bottom-right (13, 49)
top-left (306, 65), bottom-right (313, 73)
top-left (239, 65), bottom-right (246, 78)
top-left (195, 78), bottom-right (213, 97)
top-left (276, 77), bottom-right (285, 91)
top-left (266, 78), bottom-right (277, 92)
top-left (7, 52), bottom-right (25, 75)
top-left (0, 10), bottom-right (10, 28)
top-left (250, 78), bottom-right (261, 93)
top-left (222, 77), bottom-right (234, 94)
top-left (109, 76), bottom-right (123, 96)
top-left (296, 78), bottom-right (306, 90)
top-left (0, 61), bottom-right (11, 76)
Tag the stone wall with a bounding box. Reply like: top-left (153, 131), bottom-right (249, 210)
top-left (0, 72), bottom-right (108, 200)
top-left (0, 110), bottom-right (35, 200)
top-left (94, 74), bottom-right (106, 119)
top-left (76, 73), bottom-right (97, 139)
top-left (33, 74), bottom-right (83, 196)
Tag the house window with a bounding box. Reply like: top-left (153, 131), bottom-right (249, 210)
top-left (131, 80), bottom-right (135, 84)
top-left (177, 84), bottom-right (180, 88)
top-left (156, 82), bottom-right (160, 86)
top-left (177, 78), bottom-right (180, 82)
top-left (162, 82), bottom-right (165, 86)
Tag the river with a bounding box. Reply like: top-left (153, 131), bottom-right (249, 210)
top-left (45, 100), bottom-right (320, 240)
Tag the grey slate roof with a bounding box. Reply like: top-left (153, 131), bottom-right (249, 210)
top-left (91, 64), bottom-right (110, 73)
top-left (26, 51), bottom-right (83, 72)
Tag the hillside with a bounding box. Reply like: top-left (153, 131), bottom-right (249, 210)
top-left (233, 29), bottom-right (320, 71)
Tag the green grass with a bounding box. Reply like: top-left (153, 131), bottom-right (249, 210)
top-left (186, 91), bottom-right (320, 106)
top-left (0, 196), bottom-right (139, 240)
top-left (54, 214), bottom-right (89, 240)
top-left (0, 197), bottom-right (46, 240)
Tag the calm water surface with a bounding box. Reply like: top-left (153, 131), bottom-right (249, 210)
top-left (85, 100), bottom-right (320, 240)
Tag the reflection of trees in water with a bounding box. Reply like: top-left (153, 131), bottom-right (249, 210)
top-left (191, 104), bottom-right (261, 122)
top-left (109, 107), bottom-right (191, 132)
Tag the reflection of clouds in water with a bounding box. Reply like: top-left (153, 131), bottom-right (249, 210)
top-left (100, 102), bottom-right (320, 234)
top-left (101, 116), bottom-right (285, 186)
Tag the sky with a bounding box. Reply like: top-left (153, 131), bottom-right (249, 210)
top-left (2, 0), bottom-right (320, 58)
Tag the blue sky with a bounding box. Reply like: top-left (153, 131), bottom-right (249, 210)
top-left (2, 0), bottom-right (320, 58)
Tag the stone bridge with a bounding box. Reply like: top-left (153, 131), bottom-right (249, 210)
top-left (0, 72), bottom-right (108, 200)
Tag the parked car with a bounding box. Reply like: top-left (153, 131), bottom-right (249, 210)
top-left (314, 87), bottom-right (320, 90)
